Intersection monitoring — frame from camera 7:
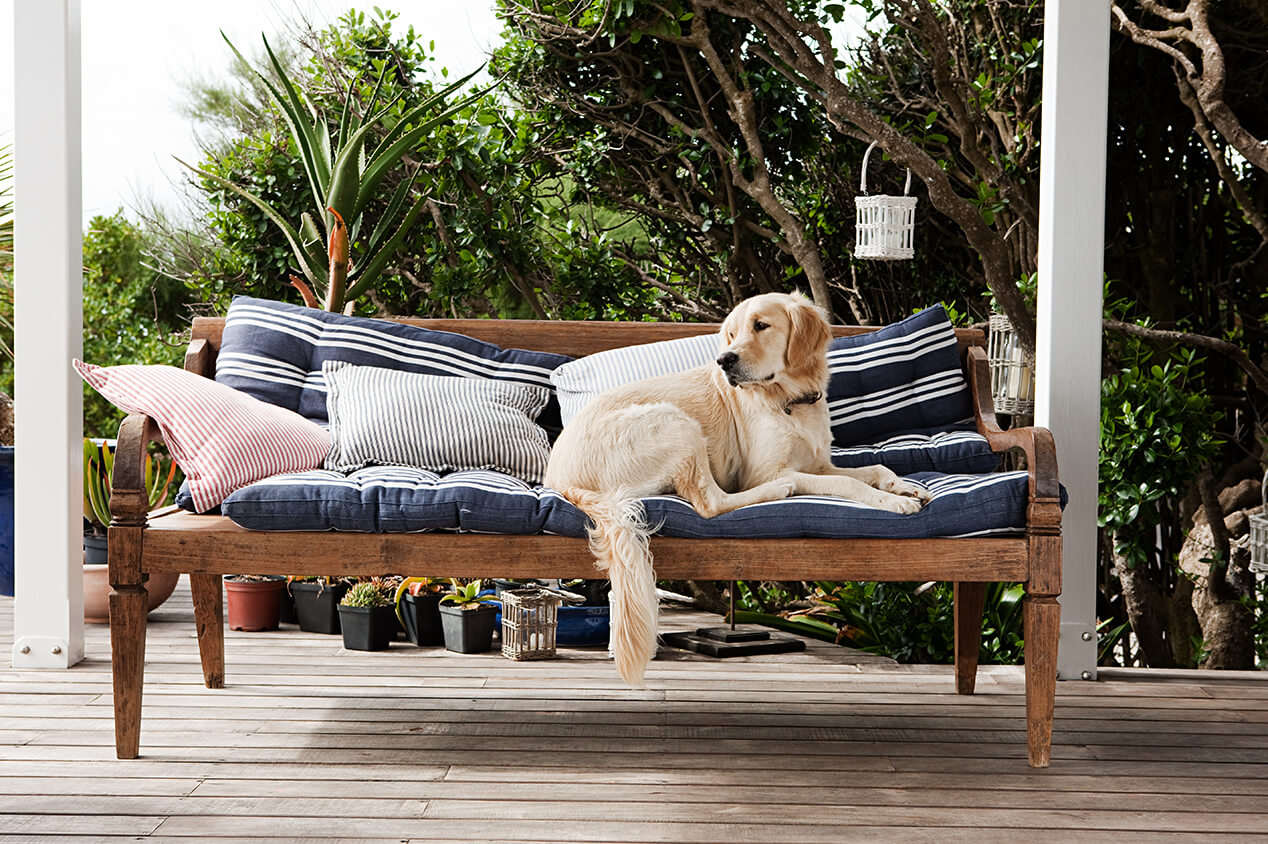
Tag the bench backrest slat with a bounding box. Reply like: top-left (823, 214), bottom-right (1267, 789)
top-left (191, 316), bottom-right (985, 360)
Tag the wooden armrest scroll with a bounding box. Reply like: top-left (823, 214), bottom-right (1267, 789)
top-left (184, 338), bottom-right (213, 378)
top-left (109, 414), bottom-right (164, 527)
top-left (966, 345), bottom-right (1062, 523)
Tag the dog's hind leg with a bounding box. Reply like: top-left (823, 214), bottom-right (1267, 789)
top-left (671, 438), bottom-right (796, 518)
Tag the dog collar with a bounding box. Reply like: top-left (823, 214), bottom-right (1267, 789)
top-left (783, 391), bottom-right (823, 415)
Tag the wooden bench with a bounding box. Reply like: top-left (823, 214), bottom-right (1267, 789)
top-left (107, 316), bottom-right (1062, 766)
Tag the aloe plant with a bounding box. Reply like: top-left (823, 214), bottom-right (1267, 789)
top-left (440, 579), bottom-right (498, 611)
top-left (83, 439), bottom-right (176, 534)
top-left (181, 34), bottom-right (483, 314)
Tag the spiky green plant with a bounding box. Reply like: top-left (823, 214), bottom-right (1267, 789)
top-left (340, 580), bottom-right (390, 608)
top-left (83, 439), bottom-right (176, 534)
top-left (181, 34), bottom-right (482, 314)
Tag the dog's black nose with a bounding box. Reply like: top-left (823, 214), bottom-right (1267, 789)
top-left (717, 351), bottom-right (739, 370)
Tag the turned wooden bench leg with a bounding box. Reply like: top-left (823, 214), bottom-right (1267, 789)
top-left (108, 525), bottom-right (147, 759)
top-left (954, 582), bottom-right (986, 695)
top-left (1024, 594), bottom-right (1060, 768)
top-left (190, 573), bottom-right (225, 689)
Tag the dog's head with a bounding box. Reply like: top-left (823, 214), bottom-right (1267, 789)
top-left (716, 292), bottom-right (831, 395)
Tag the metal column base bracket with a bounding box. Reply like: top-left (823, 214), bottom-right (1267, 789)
top-left (12, 636), bottom-right (76, 668)
top-left (662, 625), bottom-right (806, 658)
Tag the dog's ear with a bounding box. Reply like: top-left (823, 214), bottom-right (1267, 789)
top-left (785, 297), bottom-right (831, 373)
top-left (719, 301), bottom-right (742, 346)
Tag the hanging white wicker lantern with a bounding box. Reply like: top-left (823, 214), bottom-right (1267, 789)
top-left (987, 313), bottom-right (1036, 416)
top-left (854, 141), bottom-right (917, 261)
top-left (1250, 471), bottom-right (1268, 574)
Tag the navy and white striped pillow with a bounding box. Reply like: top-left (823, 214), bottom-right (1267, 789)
top-left (322, 359), bottom-right (550, 479)
top-left (323, 361), bottom-right (553, 483)
top-left (550, 332), bottom-right (720, 426)
top-left (827, 305), bottom-right (973, 446)
top-left (215, 296), bottom-right (572, 424)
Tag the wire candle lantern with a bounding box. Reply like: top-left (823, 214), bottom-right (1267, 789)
top-left (854, 141), bottom-right (917, 260)
top-left (501, 588), bottom-right (562, 660)
top-left (988, 313), bottom-right (1036, 416)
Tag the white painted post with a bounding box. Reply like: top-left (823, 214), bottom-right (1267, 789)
top-left (10, 0), bottom-right (84, 669)
top-left (1035, 0), bottom-right (1110, 681)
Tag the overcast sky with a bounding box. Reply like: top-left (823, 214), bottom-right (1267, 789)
top-left (0, 1), bottom-right (503, 222)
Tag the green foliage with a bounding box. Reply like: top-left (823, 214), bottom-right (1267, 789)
top-left (82, 438), bottom-right (176, 534)
top-left (440, 579), bottom-right (498, 611)
top-left (736, 579), bottom-right (1024, 665)
top-left (340, 580), bottom-right (391, 608)
top-left (79, 213), bottom-right (191, 437)
top-left (187, 23), bottom-right (481, 314)
top-left (1098, 337), bottom-right (1221, 568)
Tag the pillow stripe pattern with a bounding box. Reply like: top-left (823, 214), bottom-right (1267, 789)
top-left (831, 429), bottom-right (999, 475)
top-left (73, 361), bottom-right (332, 513)
top-left (550, 332), bottom-right (720, 426)
top-left (216, 296), bottom-right (572, 423)
top-left (323, 361), bottom-right (553, 483)
top-left (221, 465), bottom-right (1046, 540)
top-left (827, 305), bottom-right (974, 445)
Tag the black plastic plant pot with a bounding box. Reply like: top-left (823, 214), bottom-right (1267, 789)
top-left (401, 592), bottom-right (445, 646)
top-left (289, 582), bottom-right (349, 635)
top-left (439, 603), bottom-right (498, 654)
top-left (337, 604), bottom-right (396, 651)
top-left (279, 588), bottom-right (298, 625)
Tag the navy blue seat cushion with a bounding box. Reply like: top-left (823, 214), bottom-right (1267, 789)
top-left (221, 466), bottom-right (1038, 539)
top-left (214, 296), bottom-right (572, 425)
top-left (831, 428), bottom-right (999, 476)
top-left (828, 305), bottom-right (974, 446)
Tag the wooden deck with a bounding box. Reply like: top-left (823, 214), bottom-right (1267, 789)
top-left (3, 580), bottom-right (1268, 842)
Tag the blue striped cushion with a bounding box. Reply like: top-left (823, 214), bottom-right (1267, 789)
top-left (221, 466), bottom-right (1035, 539)
top-left (828, 305), bottom-right (973, 446)
top-left (550, 333), bottom-right (719, 426)
top-left (215, 296), bottom-right (572, 424)
top-left (832, 429), bottom-right (999, 475)
top-left (323, 362), bottom-right (553, 483)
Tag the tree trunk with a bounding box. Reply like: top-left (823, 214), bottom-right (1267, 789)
top-left (1114, 544), bottom-right (1203, 668)
top-left (1179, 518), bottom-right (1257, 670)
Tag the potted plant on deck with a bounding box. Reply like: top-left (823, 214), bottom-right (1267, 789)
top-left (82, 438), bottom-right (178, 622)
top-left (224, 574), bottom-right (287, 631)
top-left (439, 579), bottom-right (500, 654)
top-left (337, 580), bottom-right (397, 651)
top-left (288, 576), bottom-right (351, 634)
top-left (394, 576), bottom-right (450, 647)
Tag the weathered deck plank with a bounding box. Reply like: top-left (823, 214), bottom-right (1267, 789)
top-left (2, 579), bottom-right (1268, 841)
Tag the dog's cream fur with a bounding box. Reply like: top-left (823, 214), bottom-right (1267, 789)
top-left (544, 293), bottom-right (929, 685)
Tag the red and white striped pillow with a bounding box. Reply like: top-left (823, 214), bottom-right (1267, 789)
top-left (74, 361), bottom-right (332, 513)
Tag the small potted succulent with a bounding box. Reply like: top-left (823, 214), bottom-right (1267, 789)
top-left (288, 576), bottom-right (351, 634)
top-left (337, 579), bottom-right (397, 651)
top-left (439, 579), bottom-right (500, 654)
top-left (224, 574), bottom-right (286, 631)
top-left (394, 576), bottom-right (450, 647)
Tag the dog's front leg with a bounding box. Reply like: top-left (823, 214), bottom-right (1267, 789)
top-left (821, 464), bottom-right (931, 502)
top-left (792, 472), bottom-right (924, 513)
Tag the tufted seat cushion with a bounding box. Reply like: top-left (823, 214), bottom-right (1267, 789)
top-left (220, 466), bottom-right (1039, 540)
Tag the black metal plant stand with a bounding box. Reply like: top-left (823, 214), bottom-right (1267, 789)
top-left (661, 581), bottom-right (806, 658)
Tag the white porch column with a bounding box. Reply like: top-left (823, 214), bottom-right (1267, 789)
top-left (1036, 0), bottom-right (1110, 680)
top-left (11, 0), bottom-right (84, 668)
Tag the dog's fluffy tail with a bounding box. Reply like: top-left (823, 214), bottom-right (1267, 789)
top-left (565, 489), bottom-right (658, 687)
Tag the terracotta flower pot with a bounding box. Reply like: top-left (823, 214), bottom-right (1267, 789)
top-left (225, 576), bottom-right (286, 631)
top-left (82, 565), bottom-right (180, 624)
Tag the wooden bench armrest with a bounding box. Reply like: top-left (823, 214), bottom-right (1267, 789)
top-left (109, 413), bottom-right (164, 526)
top-left (966, 347), bottom-right (1062, 593)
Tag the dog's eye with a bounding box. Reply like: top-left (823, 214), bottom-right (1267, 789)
top-left (753, 320), bottom-right (769, 332)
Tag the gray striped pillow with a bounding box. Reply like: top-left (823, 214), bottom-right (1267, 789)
top-left (550, 332), bottom-right (720, 426)
top-left (323, 361), bottom-right (552, 483)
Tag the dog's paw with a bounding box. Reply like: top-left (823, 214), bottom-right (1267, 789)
top-left (879, 492), bottom-right (924, 514)
top-left (769, 477), bottom-right (797, 500)
top-left (883, 477), bottom-right (931, 502)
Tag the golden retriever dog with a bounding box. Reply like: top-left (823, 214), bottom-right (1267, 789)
top-left (544, 292), bottom-right (930, 685)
